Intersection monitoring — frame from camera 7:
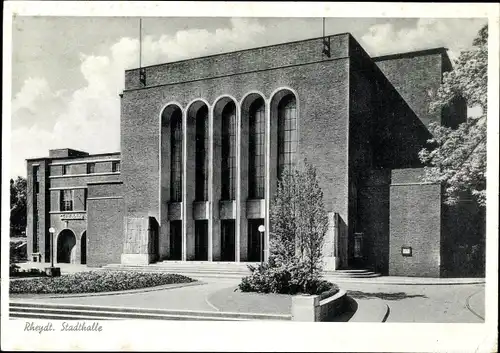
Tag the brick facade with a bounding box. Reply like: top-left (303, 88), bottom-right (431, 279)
top-left (374, 48), bottom-right (467, 129)
top-left (24, 33), bottom-right (485, 277)
top-left (26, 149), bottom-right (121, 266)
top-left (87, 182), bottom-right (124, 266)
top-left (388, 169), bottom-right (443, 277)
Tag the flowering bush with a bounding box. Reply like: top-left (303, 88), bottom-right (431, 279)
top-left (10, 271), bottom-right (194, 294)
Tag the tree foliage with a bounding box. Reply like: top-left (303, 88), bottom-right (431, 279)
top-left (10, 176), bottom-right (27, 236)
top-left (239, 160), bottom-right (332, 295)
top-left (270, 160), bottom-right (329, 278)
top-left (419, 24), bottom-right (487, 206)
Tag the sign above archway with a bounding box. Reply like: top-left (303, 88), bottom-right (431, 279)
top-left (60, 213), bottom-right (86, 221)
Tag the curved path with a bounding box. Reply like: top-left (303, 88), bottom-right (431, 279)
top-left (10, 276), bottom-right (485, 323)
top-left (11, 278), bottom-right (239, 312)
top-left (335, 280), bottom-right (485, 323)
top-left (465, 287), bottom-right (486, 320)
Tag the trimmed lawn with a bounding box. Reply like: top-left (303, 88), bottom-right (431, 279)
top-left (10, 271), bottom-right (195, 294)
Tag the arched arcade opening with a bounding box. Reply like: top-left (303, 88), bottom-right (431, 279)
top-left (57, 229), bottom-right (77, 264)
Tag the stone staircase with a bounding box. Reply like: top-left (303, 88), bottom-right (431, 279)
top-left (9, 301), bottom-right (292, 321)
top-left (102, 262), bottom-right (381, 279)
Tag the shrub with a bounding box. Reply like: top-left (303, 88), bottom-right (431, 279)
top-left (10, 263), bottom-right (21, 276)
top-left (10, 266), bottom-right (48, 278)
top-left (239, 260), bottom-right (339, 296)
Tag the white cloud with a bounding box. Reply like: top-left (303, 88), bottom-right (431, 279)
top-left (360, 18), bottom-right (486, 58)
top-left (11, 18), bottom-right (486, 178)
top-left (10, 18), bottom-right (266, 178)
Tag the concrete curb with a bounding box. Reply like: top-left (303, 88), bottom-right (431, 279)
top-left (348, 297), bottom-right (390, 322)
top-left (465, 289), bottom-right (485, 321)
top-left (327, 276), bottom-right (485, 285)
top-left (9, 280), bottom-right (204, 299)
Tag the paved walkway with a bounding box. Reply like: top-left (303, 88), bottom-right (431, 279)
top-left (326, 275), bottom-right (485, 285)
top-left (10, 278), bottom-right (238, 312)
top-left (206, 286), bottom-right (389, 322)
top-left (207, 287), bottom-right (292, 314)
top-left (9, 265), bottom-right (485, 322)
top-left (338, 281), bottom-right (485, 323)
top-left (465, 287), bottom-right (485, 320)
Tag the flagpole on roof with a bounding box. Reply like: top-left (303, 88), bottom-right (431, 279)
top-left (322, 17), bottom-right (330, 58)
top-left (139, 17), bottom-right (142, 69)
top-left (139, 18), bottom-right (146, 86)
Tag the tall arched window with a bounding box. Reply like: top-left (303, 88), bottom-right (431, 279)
top-left (278, 95), bottom-right (297, 178)
top-left (170, 109), bottom-right (183, 201)
top-left (195, 106), bottom-right (209, 201)
top-left (221, 102), bottom-right (236, 200)
top-left (249, 98), bottom-right (265, 199)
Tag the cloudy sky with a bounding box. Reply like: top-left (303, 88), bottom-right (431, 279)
top-left (9, 16), bottom-right (487, 178)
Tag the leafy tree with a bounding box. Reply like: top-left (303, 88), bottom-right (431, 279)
top-left (270, 160), bottom-right (329, 278)
top-left (239, 160), bottom-right (332, 295)
top-left (419, 24), bottom-right (487, 206)
top-left (10, 176), bottom-right (27, 236)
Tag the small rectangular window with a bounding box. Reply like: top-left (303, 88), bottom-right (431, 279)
top-left (87, 163), bottom-right (96, 174)
top-left (83, 189), bottom-right (88, 210)
top-left (60, 189), bottom-right (73, 211)
top-left (112, 161), bottom-right (120, 173)
top-left (62, 165), bottom-right (69, 175)
top-left (33, 166), bottom-right (40, 182)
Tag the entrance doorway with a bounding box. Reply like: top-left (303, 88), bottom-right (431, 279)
top-left (57, 229), bottom-right (76, 263)
top-left (170, 221), bottom-right (182, 260)
top-left (81, 231), bottom-right (87, 264)
top-left (351, 232), bottom-right (365, 268)
top-left (195, 220), bottom-right (208, 260)
top-left (150, 218), bottom-right (159, 262)
top-left (248, 219), bottom-right (264, 262)
top-left (221, 220), bottom-right (235, 262)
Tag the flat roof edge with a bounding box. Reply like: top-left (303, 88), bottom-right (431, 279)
top-left (125, 32), bottom-right (351, 72)
top-left (373, 47), bottom-right (449, 62)
top-left (26, 151), bottom-right (121, 162)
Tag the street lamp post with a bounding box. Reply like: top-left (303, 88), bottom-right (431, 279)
top-left (45, 227), bottom-right (60, 277)
top-left (49, 227), bottom-right (55, 268)
top-left (258, 225), bottom-right (265, 265)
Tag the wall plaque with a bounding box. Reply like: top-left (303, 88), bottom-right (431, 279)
top-left (60, 213), bottom-right (86, 221)
top-left (401, 246), bottom-right (412, 257)
top-left (354, 232), bottom-right (364, 259)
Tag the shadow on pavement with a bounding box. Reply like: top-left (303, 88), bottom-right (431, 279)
top-left (327, 296), bottom-right (357, 322)
top-left (347, 290), bottom-right (427, 301)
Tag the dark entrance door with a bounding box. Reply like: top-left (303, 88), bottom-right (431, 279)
top-left (150, 218), bottom-right (159, 262)
top-left (221, 220), bottom-right (235, 262)
top-left (195, 220), bottom-right (208, 261)
top-left (57, 229), bottom-right (76, 263)
top-left (351, 232), bottom-right (365, 269)
top-left (170, 221), bottom-right (182, 260)
top-left (80, 232), bottom-right (87, 264)
top-left (248, 219), bottom-right (264, 262)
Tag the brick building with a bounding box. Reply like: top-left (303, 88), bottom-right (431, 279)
top-left (25, 33), bottom-right (485, 277)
